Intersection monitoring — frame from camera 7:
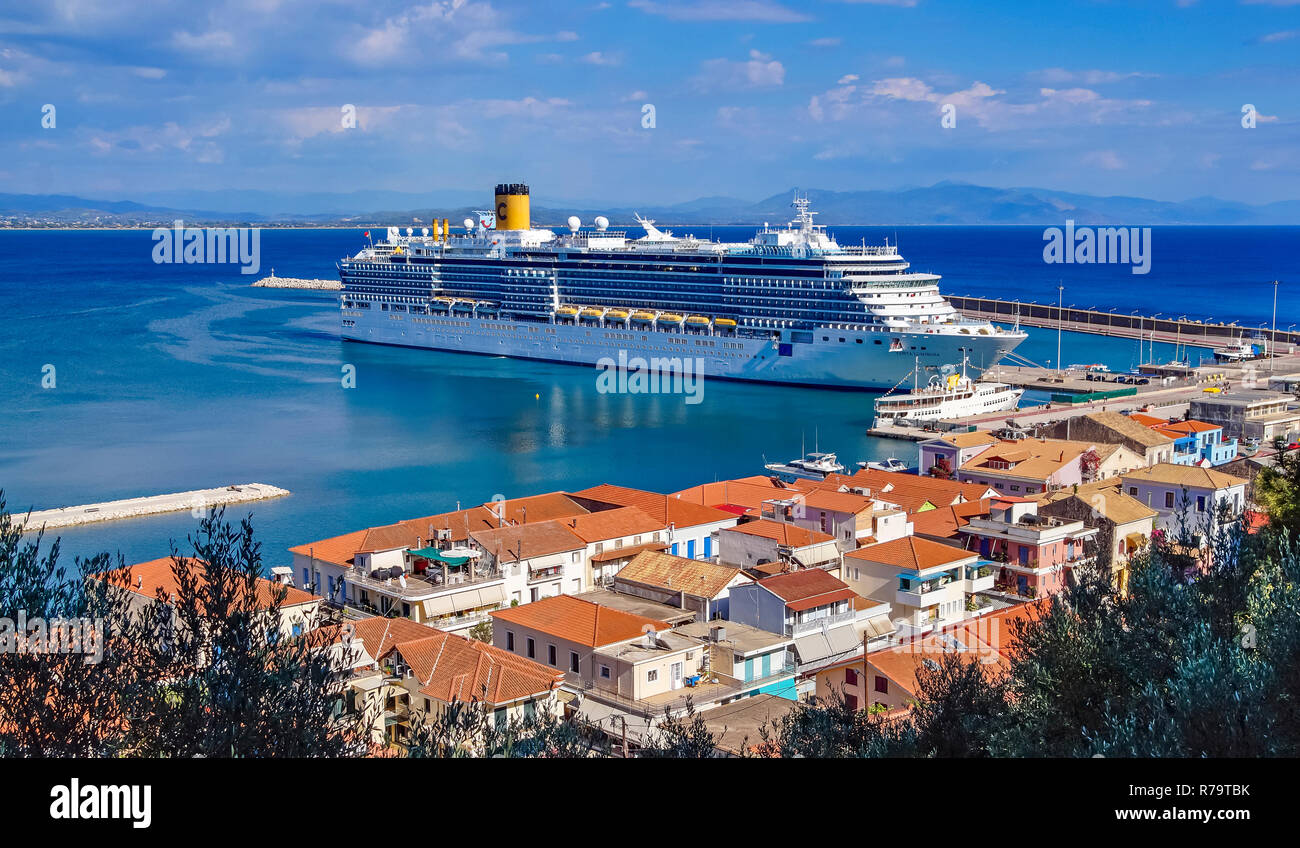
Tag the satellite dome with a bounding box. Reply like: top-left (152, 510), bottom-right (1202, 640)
top-left (567, 215), bottom-right (581, 232)
top-left (405, 228), bottom-right (412, 236)
top-left (463, 218), bottom-right (475, 231)
top-left (421, 228), bottom-right (429, 237)
top-left (595, 216), bottom-right (609, 231)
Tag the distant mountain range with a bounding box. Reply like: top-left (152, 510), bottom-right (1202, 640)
top-left (3, 182), bottom-right (1299, 227)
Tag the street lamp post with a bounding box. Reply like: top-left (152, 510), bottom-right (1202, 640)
top-left (1057, 284), bottom-right (1064, 376)
top-left (1270, 280), bottom-right (1279, 373)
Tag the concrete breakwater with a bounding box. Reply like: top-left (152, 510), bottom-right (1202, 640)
top-left (251, 274), bottom-right (340, 290)
top-left (17, 483), bottom-right (290, 530)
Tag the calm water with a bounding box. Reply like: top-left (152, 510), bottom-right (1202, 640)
top-left (1, 226), bottom-right (1295, 568)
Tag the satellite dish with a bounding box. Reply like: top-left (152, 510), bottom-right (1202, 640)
top-left (594, 216), bottom-right (609, 231)
top-left (566, 215), bottom-right (581, 232)
top-left (405, 228), bottom-right (412, 236)
top-left (463, 218), bottom-right (475, 231)
top-left (421, 228), bottom-right (429, 237)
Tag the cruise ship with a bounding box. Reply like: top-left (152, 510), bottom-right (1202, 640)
top-left (337, 184), bottom-right (1027, 389)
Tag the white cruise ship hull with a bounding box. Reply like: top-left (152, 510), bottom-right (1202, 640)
top-left (341, 308), bottom-right (1023, 390)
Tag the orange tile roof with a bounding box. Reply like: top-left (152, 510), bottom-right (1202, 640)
top-left (725, 519), bottom-right (835, 547)
top-left (488, 492), bottom-right (592, 525)
top-left (755, 568), bottom-right (852, 604)
top-left (398, 506), bottom-right (503, 544)
top-left (797, 489), bottom-right (875, 514)
top-left (667, 476), bottom-right (798, 511)
top-left (349, 616), bottom-right (440, 659)
top-left (909, 499), bottom-right (991, 539)
top-left (288, 529), bottom-right (369, 568)
top-left (574, 483), bottom-right (738, 528)
top-left (115, 557), bottom-right (321, 608)
top-left (385, 630), bottom-right (564, 705)
top-left (468, 520), bottom-right (585, 562)
top-left (846, 535), bottom-right (975, 572)
top-left (562, 506), bottom-right (664, 543)
top-left (615, 550), bottom-right (745, 598)
top-left (491, 595), bottom-right (670, 647)
top-left (1126, 412), bottom-right (1169, 428)
top-left (960, 438), bottom-right (1089, 482)
top-left (1157, 419), bottom-right (1222, 435)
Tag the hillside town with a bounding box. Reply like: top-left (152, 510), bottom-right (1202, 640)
top-left (113, 406), bottom-right (1278, 757)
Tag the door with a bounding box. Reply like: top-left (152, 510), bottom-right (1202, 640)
top-left (703, 536), bottom-right (712, 558)
top-left (687, 539), bottom-right (696, 559)
top-left (671, 662), bottom-right (683, 688)
top-left (761, 653), bottom-right (771, 678)
top-left (979, 538), bottom-right (990, 558)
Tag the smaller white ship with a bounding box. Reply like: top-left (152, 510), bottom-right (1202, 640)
top-left (1212, 338), bottom-right (1257, 362)
top-left (872, 355), bottom-right (1022, 429)
top-left (863, 457), bottom-right (910, 472)
top-left (765, 450), bottom-right (846, 481)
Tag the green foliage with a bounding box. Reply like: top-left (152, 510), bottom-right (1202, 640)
top-left (467, 619), bottom-right (492, 643)
top-left (638, 698), bottom-right (718, 758)
top-left (1255, 440), bottom-right (1300, 537)
top-left (404, 698), bottom-right (608, 758)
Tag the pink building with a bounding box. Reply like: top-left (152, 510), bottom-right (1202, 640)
top-left (956, 497), bottom-right (1097, 599)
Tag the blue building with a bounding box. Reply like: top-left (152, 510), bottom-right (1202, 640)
top-left (1156, 420), bottom-right (1237, 466)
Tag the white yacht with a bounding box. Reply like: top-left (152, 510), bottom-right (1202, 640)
top-left (764, 451), bottom-right (846, 480)
top-left (1212, 338), bottom-right (1257, 363)
top-left (872, 355), bottom-right (1022, 429)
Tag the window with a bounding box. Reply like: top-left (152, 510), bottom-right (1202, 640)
top-left (600, 665), bottom-right (611, 679)
top-left (845, 668), bottom-right (859, 686)
top-left (875, 675), bottom-right (888, 694)
top-left (526, 637), bottom-right (535, 659)
top-left (647, 669), bottom-right (659, 683)
top-left (548, 644), bottom-right (557, 666)
top-left (569, 651), bottom-right (580, 673)
top-left (1196, 496), bottom-right (1206, 512)
top-left (506, 631), bottom-right (515, 651)
top-left (1165, 491), bottom-right (1175, 508)
top-left (424, 698), bottom-right (431, 712)
top-left (1129, 486), bottom-right (1138, 496)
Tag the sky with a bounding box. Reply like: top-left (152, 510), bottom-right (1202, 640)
top-left (1, 0), bottom-right (1298, 206)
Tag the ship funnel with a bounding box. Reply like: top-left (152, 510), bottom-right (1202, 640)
top-left (431, 219), bottom-right (441, 240)
top-left (442, 218), bottom-right (450, 242)
top-left (494, 183), bottom-right (531, 230)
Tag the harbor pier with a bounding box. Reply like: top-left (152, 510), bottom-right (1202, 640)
top-left (948, 295), bottom-right (1299, 350)
top-left (16, 483), bottom-right (290, 531)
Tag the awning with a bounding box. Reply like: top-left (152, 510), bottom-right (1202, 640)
top-left (793, 633), bottom-right (835, 666)
top-left (589, 542), bottom-right (669, 563)
top-left (408, 547), bottom-right (470, 566)
top-left (859, 615), bottom-right (896, 639)
top-left (1124, 533), bottom-right (1147, 550)
top-left (826, 626), bottom-right (861, 656)
top-left (421, 595), bottom-right (457, 619)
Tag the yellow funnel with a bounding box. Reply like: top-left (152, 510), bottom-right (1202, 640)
top-left (494, 183), bottom-right (530, 230)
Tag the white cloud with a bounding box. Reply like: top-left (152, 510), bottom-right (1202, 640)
top-left (837, 73), bottom-right (859, 84)
top-left (697, 49), bottom-right (785, 89)
top-left (628, 0), bottom-right (811, 22)
top-left (1082, 150), bottom-right (1125, 170)
top-left (579, 51), bottom-right (621, 66)
top-left (808, 37), bottom-right (842, 47)
top-left (1037, 68), bottom-right (1156, 84)
top-left (171, 29), bottom-right (236, 52)
top-left (1257, 29), bottom-right (1299, 43)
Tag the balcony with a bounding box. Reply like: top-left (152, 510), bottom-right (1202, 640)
top-left (348, 562), bottom-right (503, 601)
top-left (790, 609), bottom-right (855, 637)
top-left (527, 565), bottom-right (564, 583)
top-left (963, 563), bottom-right (995, 592)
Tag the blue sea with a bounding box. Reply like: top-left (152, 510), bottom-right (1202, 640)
top-left (1, 226), bottom-right (1295, 568)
